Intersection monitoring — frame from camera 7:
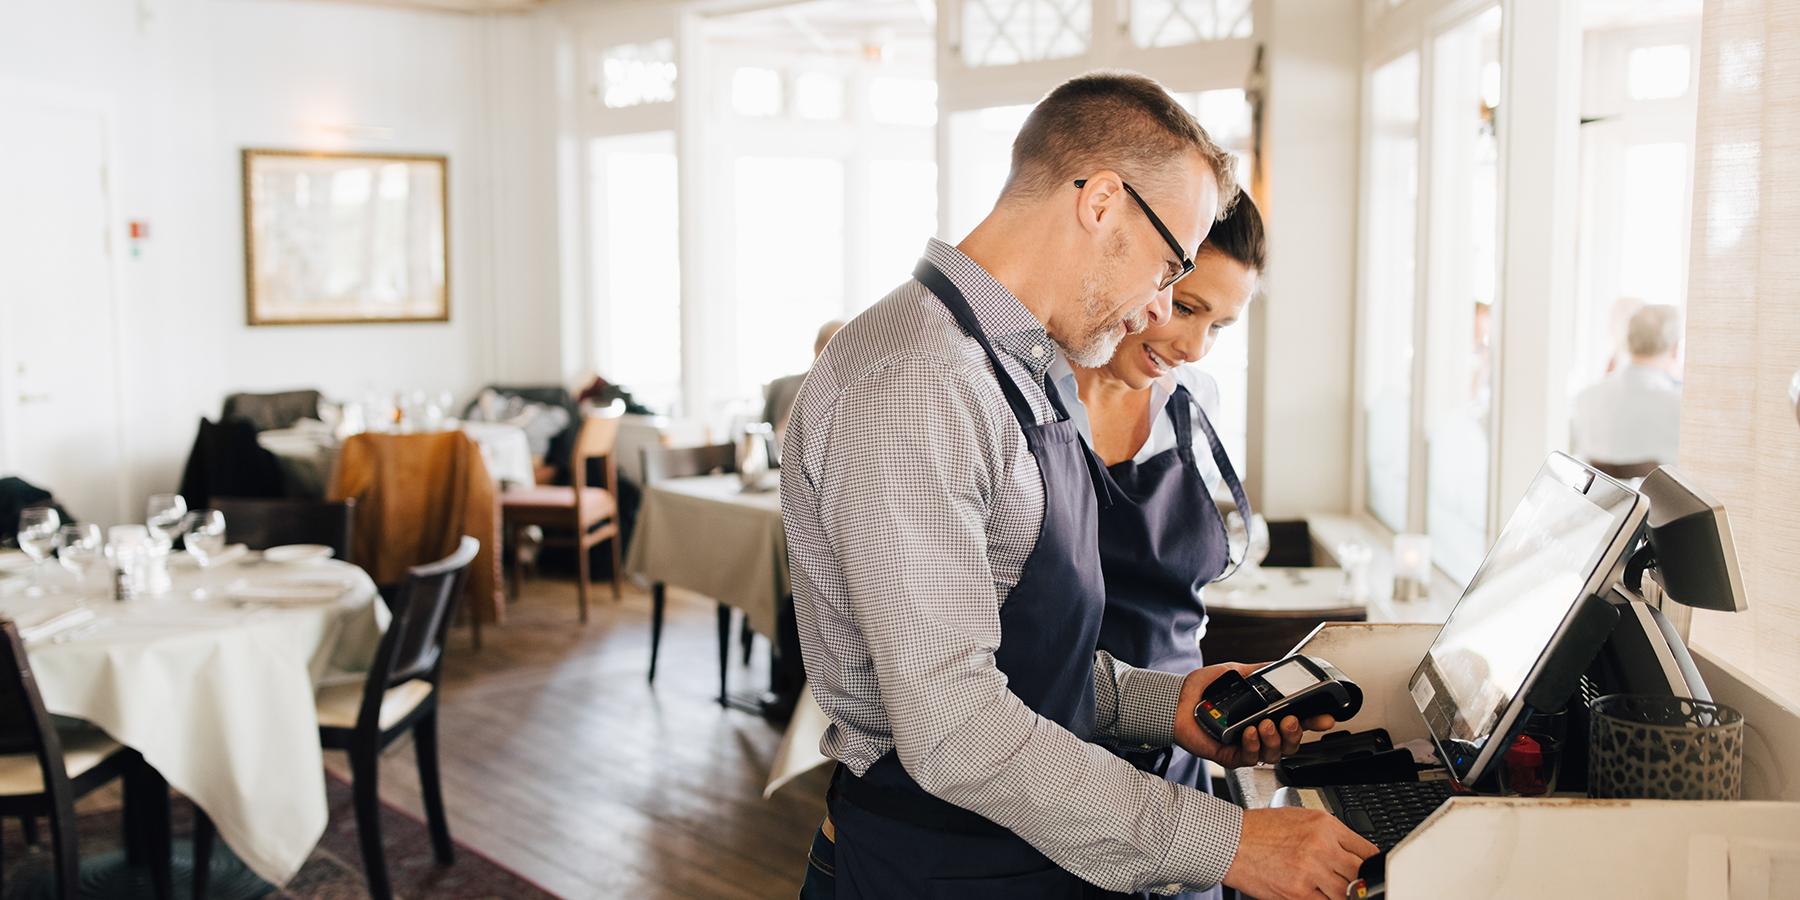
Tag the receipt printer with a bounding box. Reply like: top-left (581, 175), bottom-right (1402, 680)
top-left (1194, 655), bottom-right (1364, 744)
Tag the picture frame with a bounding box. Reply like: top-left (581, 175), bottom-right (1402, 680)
top-left (241, 149), bottom-right (450, 326)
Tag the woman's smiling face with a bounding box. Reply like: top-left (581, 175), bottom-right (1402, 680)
top-left (1101, 248), bottom-right (1257, 390)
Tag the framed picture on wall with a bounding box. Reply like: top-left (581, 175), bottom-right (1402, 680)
top-left (242, 149), bottom-right (449, 325)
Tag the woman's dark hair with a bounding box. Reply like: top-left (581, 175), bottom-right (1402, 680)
top-left (1200, 191), bottom-right (1265, 273)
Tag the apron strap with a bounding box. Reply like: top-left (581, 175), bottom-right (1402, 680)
top-left (913, 260), bottom-right (1043, 430)
top-left (1180, 386), bottom-right (1254, 580)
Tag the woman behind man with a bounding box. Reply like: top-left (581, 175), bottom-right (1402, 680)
top-left (1051, 192), bottom-right (1265, 900)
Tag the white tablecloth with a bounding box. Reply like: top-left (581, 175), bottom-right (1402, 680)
top-left (0, 557), bottom-right (386, 886)
top-left (625, 473), bottom-right (785, 639)
top-left (259, 419), bottom-right (537, 495)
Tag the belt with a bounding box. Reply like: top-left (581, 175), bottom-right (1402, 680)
top-left (829, 764), bottom-right (1013, 838)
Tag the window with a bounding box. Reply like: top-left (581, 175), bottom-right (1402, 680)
top-left (732, 67), bottom-right (784, 118)
top-left (733, 156), bottom-right (845, 393)
top-left (1421, 7), bottom-right (1502, 582)
top-left (1627, 45), bottom-right (1691, 100)
top-left (945, 104), bottom-right (1034, 238)
top-left (1361, 52), bottom-right (1421, 533)
top-left (1130, 0), bottom-right (1253, 47)
top-left (594, 40), bottom-right (677, 109)
top-left (961, 0), bottom-right (1091, 67)
top-left (870, 77), bottom-right (939, 127)
top-left (860, 159), bottom-right (939, 309)
top-left (590, 133), bottom-right (681, 412)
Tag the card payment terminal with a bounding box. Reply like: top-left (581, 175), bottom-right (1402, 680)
top-left (1193, 655), bottom-right (1363, 744)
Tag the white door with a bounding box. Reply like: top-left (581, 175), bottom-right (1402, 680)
top-left (0, 99), bottom-right (126, 526)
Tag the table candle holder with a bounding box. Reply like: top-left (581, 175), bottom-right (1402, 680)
top-left (1392, 533), bottom-right (1431, 603)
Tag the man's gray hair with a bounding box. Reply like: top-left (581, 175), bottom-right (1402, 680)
top-left (1626, 304), bottom-right (1682, 358)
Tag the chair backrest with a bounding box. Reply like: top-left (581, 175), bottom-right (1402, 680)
top-left (0, 620), bottom-right (74, 803)
top-left (213, 497), bottom-right (355, 562)
top-left (363, 536), bottom-right (480, 723)
top-left (570, 412), bottom-right (624, 494)
top-left (1592, 460), bottom-right (1660, 481)
top-left (221, 389), bottom-right (323, 433)
top-left (640, 443), bottom-right (736, 484)
top-left (178, 418), bottom-right (287, 508)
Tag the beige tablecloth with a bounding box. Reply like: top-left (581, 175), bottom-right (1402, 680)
top-left (0, 557), bottom-right (385, 886)
top-left (625, 473), bottom-right (785, 639)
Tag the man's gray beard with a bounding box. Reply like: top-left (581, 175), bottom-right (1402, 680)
top-left (1060, 274), bottom-right (1122, 367)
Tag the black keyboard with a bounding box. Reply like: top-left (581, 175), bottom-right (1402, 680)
top-left (1324, 781), bottom-right (1456, 850)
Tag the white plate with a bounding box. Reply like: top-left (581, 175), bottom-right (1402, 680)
top-left (170, 544), bottom-right (248, 568)
top-left (262, 544), bottom-right (334, 565)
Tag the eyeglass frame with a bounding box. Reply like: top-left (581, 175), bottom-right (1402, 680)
top-left (1073, 178), bottom-right (1196, 291)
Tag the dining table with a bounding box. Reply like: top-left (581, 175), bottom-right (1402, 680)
top-left (0, 548), bottom-right (386, 886)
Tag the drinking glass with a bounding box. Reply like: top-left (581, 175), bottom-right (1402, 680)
top-left (182, 509), bottom-right (228, 600)
top-left (57, 523), bottom-right (105, 601)
top-left (17, 507), bottom-right (63, 597)
top-left (146, 493), bottom-right (188, 548)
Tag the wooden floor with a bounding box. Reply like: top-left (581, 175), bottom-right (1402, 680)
top-left (322, 576), bottom-right (830, 900)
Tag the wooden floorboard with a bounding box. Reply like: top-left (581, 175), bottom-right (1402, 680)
top-left (322, 576), bottom-right (831, 900)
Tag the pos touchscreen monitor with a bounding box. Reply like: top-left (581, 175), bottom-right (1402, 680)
top-left (1407, 453), bottom-right (1646, 784)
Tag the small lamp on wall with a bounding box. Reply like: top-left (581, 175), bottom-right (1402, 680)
top-left (1393, 533), bottom-right (1431, 603)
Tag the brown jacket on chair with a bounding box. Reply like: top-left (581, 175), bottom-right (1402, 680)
top-left (327, 431), bottom-right (503, 626)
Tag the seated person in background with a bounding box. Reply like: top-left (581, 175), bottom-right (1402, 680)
top-left (1572, 303), bottom-right (1684, 470)
top-left (763, 319), bottom-right (844, 446)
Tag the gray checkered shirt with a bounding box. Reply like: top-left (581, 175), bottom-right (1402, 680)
top-left (780, 239), bottom-right (1244, 893)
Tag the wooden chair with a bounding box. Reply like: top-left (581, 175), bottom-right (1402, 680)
top-left (500, 411), bottom-right (625, 623)
top-left (639, 444), bottom-right (745, 705)
top-left (194, 537), bottom-right (478, 900)
top-left (0, 619), bottom-right (171, 899)
top-left (212, 497), bottom-right (355, 563)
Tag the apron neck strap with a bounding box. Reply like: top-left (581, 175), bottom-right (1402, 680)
top-left (913, 259), bottom-right (1041, 429)
top-left (1185, 389), bottom-right (1254, 579)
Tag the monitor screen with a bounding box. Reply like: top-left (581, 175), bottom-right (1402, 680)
top-left (1409, 454), bottom-right (1643, 782)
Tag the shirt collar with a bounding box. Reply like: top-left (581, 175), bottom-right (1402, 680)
top-left (922, 239), bottom-right (1055, 378)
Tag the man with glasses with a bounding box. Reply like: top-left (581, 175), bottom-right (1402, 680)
top-left (782, 72), bottom-right (1375, 900)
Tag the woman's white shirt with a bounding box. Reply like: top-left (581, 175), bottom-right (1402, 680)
top-left (1048, 352), bottom-right (1227, 489)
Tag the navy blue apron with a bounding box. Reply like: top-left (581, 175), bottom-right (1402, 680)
top-left (823, 259), bottom-right (1110, 900)
top-left (1093, 385), bottom-right (1250, 900)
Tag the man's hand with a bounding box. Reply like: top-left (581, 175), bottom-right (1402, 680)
top-left (1172, 663), bottom-right (1337, 767)
top-left (1222, 808), bottom-right (1378, 900)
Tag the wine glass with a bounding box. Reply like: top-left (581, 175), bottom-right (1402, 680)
top-left (57, 523), bottom-right (105, 602)
top-left (17, 507), bottom-right (63, 597)
top-left (146, 493), bottom-right (188, 550)
top-left (182, 510), bottom-right (228, 601)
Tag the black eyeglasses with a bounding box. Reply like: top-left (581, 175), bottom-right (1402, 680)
top-left (1074, 178), bottom-right (1196, 291)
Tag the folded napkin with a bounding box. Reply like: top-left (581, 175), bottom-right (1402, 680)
top-left (227, 576), bottom-right (353, 605)
top-left (15, 607), bottom-right (98, 644)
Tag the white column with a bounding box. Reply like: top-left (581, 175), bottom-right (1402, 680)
top-left (1490, 0), bottom-right (1581, 521)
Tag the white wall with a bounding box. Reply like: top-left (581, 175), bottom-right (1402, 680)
top-left (1247, 0), bottom-right (1363, 518)
top-left (0, 0), bottom-right (560, 517)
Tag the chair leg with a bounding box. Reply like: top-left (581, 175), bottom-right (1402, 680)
top-left (349, 749), bottom-right (393, 900)
top-left (647, 582), bottom-right (666, 683)
top-left (51, 802), bottom-right (78, 900)
top-left (576, 537), bottom-right (591, 625)
top-left (717, 603), bottom-right (732, 707)
top-left (740, 618), bottom-right (754, 665)
top-left (21, 814), bottom-right (38, 846)
top-left (193, 810), bottom-right (214, 900)
top-left (413, 710), bottom-right (456, 865)
top-left (124, 759), bottom-right (173, 900)
top-left (609, 534), bottom-right (623, 602)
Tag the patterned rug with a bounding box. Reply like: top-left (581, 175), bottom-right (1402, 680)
top-left (1, 772), bottom-right (559, 899)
